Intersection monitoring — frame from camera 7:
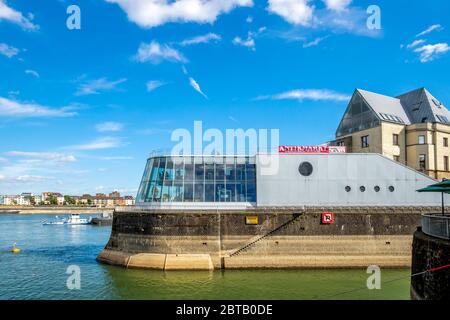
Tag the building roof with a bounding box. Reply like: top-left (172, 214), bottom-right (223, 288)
top-left (357, 89), bottom-right (411, 125)
top-left (396, 88), bottom-right (450, 125)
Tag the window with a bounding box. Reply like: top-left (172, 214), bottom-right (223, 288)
top-left (445, 156), bottom-right (449, 172)
top-left (419, 154), bottom-right (426, 172)
top-left (418, 135), bottom-right (425, 145)
top-left (138, 156), bottom-right (257, 203)
top-left (444, 137), bottom-right (448, 147)
top-left (393, 134), bottom-right (399, 146)
top-left (337, 141), bottom-right (345, 147)
top-left (393, 155), bottom-right (400, 162)
top-left (361, 135), bottom-right (369, 148)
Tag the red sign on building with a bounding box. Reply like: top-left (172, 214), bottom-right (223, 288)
top-left (278, 146), bottom-right (346, 154)
top-left (321, 212), bottom-right (334, 224)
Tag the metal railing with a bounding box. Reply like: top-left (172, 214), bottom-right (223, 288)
top-left (422, 214), bottom-right (450, 240)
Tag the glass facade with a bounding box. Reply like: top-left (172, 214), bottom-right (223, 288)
top-left (136, 156), bottom-right (257, 204)
top-left (336, 92), bottom-right (380, 137)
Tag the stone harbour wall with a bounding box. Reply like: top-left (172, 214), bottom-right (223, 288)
top-left (97, 207), bottom-right (426, 270)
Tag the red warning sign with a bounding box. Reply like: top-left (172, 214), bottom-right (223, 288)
top-left (322, 212), bottom-right (334, 224)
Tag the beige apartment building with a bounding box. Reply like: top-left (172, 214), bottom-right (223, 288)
top-left (331, 87), bottom-right (450, 180)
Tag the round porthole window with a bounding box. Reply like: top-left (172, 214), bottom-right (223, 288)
top-left (360, 186), bottom-right (366, 192)
top-left (374, 186), bottom-right (380, 192)
top-left (389, 186), bottom-right (395, 192)
top-left (299, 162), bottom-right (313, 176)
top-left (345, 186), bottom-right (351, 192)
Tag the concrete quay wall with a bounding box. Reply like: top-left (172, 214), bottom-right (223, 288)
top-left (97, 207), bottom-right (427, 270)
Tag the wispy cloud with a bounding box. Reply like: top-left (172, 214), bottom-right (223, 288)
top-left (233, 35), bottom-right (255, 49)
top-left (25, 69), bottom-right (39, 78)
top-left (414, 43), bottom-right (450, 63)
top-left (146, 80), bottom-right (167, 92)
top-left (303, 36), bottom-right (327, 48)
top-left (0, 0), bottom-right (39, 30)
top-left (135, 41), bottom-right (187, 64)
top-left (0, 43), bottom-right (19, 58)
top-left (104, 0), bottom-right (253, 28)
top-left (179, 33), bottom-right (221, 46)
top-left (406, 39), bottom-right (426, 49)
top-left (5, 151), bottom-right (77, 163)
top-left (97, 156), bottom-right (133, 160)
top-left (75, 77), bottom-right (127, 96)
top-left (0, 97), bottom-right (77, 118)
top-left (232, 27), bottom-right (266, 50)
top-left (416, 24), bottom-right (443, 37)
top-left (255, 89), bottom-right (351, 102)
top-left (66, 137), bottom-right (125, 150)
top-left (189, 77), bottom-right (208, 99)
top-left (95, 121), bottom-right (124, 132)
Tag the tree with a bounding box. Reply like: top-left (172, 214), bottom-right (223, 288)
top-left (48, 195), bottom-right (58, 206)
top-left (64, 195), bottom-right (76, 206)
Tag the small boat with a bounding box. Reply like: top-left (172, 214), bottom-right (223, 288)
top-left (43, 214), bottom-right (92, 225)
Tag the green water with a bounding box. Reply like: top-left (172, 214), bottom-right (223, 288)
top-left (0, 214), bottom-right (411, 300)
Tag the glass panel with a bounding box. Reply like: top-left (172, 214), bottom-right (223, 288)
top-left (336, 92), bottom-right (380, 137)
top-left (173, 181), bottom-right (183, 202)
top-left (225, 162), bottom-right (236, 182)
top-left (216, 183), bottom-right (226, 202)
top-left (205, 183), bottom-right (215, 202)
top-left (194, 182), bottom-right (204, 202)
top-left (226, 183), bottom-right (236, 202)
top-left (183, 183), bottom-right (193, 202)
top-left (215, 163), bottom-right (225, 181)
top-left (161, 180), bottom-right (173, 202)
top-left (205, 163), bottom-right (214, 181)
top-left (150, 158), bottom-right (160, 181)
top-left (174, 159), bottom-right (184, 181)
top-left (236, 182), bottom-right (246, 202)
top-left (246, 163), bottom-right (256, 202)
top-left (165, 159), bottom-right (174, 181)
top-left (184, 163), bottom-right (194, 181)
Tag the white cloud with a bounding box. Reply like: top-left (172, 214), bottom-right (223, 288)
top-left (146, 80), bottom-right (167, 92)
top-left (105, 0), bottom-right (253, 28)
top-left (303, 36), bottom-right (327, 48)
top-left (0, 97), bottom-right (77, 118)
top-left (232, 27), bottom-right (265, 50)
top-left (135, 41), bottom-right (187, 64)
top-left (246, 16), bottom-right (253, 23)
top-left (267, 0), bottom-right (314, 26)
top-left (0, 43), bottom-right (19, 58)
top-left (189, 77), bottom-right (207, 99)
top-left (416, 24), bottom-right (443, 37)
top-left (179, 33), bottom-right (221, 46)
top-left (232, 35), bottom-right (255, 49)
top-left (5, 151), bottom-right (77, 163)
top-left (414, 43), bottom-right (450, 63)
top-left (14, 175), bottom-right (56, 183)
top-left (323, 0), bottom-right (352, 12)
top-left (75, 77), bottom-right (127, 96)
top-left (256, 89), bottom-right (350, 102)
top-left (25, 69), bottom-right (39, 78)
top-left (66, 137), bottom-right (125, 150)
top-left (95, 122), bottom-right (124, 132)
top-left (406, 39), bottom-right (426, 49)
top-left (0, 0), bottom-right (38, 30)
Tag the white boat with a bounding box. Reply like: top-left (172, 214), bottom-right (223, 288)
top-left (43, 214), bottom-right (92, 225)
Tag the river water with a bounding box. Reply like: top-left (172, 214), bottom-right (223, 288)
top-left (0, 214), bottom-right (411, 300)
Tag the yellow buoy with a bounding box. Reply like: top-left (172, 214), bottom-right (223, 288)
top-left (10, 243), bottom-right (21, 254)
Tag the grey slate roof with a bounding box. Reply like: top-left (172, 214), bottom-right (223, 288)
top-left (357, 89), bottom-right (411, 125)
top-left (355, 88), bottom-right (449, 126)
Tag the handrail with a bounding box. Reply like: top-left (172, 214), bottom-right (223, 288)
top-left (421, 213), bottom-right (450, 240)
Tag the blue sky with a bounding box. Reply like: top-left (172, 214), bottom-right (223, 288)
top-left (0, 0), bottom-right (449, 195)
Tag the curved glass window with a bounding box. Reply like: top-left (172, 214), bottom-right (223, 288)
top-left (137, 156), bottom-right (257, 203)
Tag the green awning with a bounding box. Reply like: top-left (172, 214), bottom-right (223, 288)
top-left (416, 181), bottom-right (450, 215)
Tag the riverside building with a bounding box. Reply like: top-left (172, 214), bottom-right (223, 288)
top-left (331, 88), bottom-right (450, 180)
